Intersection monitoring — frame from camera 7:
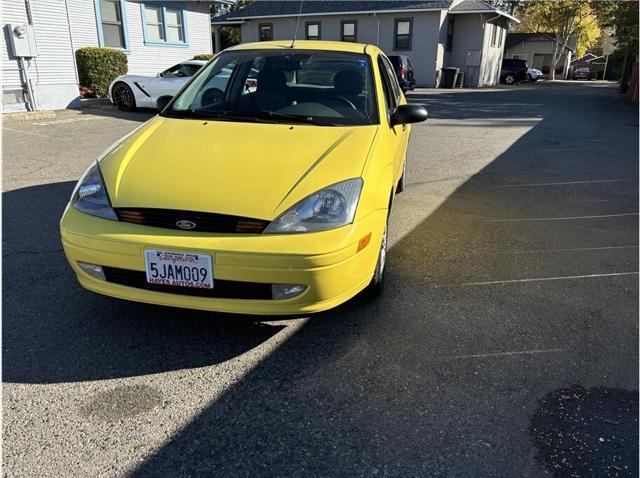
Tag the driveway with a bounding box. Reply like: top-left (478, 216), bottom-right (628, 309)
top-left (3, 82), bottom-right (638, 477)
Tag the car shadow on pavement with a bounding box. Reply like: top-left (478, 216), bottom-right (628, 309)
top-left (2, 181), bottom-right (285, 384)
top-left (128, 83), bottom-right (636, 476)
top-left (3, 83), bottom-right (638, 475)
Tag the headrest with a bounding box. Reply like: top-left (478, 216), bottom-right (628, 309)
top-left (334, 70), bottom-right (364, 95)
top-left (257, 69), bottom-right (286, 92)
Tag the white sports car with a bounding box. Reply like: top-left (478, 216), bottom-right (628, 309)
top-left (109, 60), bottom-right (207, 110)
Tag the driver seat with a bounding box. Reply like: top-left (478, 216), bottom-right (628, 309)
top-left (333, 70), bottom-right (365, 112)
top-left (256, 69), bottom-right (289, 112)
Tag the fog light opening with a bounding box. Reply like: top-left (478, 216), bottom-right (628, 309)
top-left (271, 284), bottom-right (306, 300)
top-left (78, 262), bottom-right (105, 280)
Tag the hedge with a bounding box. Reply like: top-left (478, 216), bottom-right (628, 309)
top-left (193, 54), bottom-right (214, 61)
top-left (75, 47), bottom-right (127, 98)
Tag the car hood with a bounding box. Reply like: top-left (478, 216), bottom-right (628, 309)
top-left (99, 116), bottom-right (377, 220)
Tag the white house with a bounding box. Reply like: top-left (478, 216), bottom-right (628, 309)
top-left (2, 0), bottom-right (213, 113)
top-left (212, 0), bottom-right (519, 88)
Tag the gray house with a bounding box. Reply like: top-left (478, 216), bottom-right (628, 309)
top-left (504, 32), bottom-right (575, 79)
top-left (2, 0), bottom-right (212, 113)
top-left (212, 0), bottom-right (519, 88)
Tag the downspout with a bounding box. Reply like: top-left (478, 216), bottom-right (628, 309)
top-left (21, 0), bottom-right (38, 110)
top-left (64, 0), bottom-right (80, 85)
top-left (374, 12), bottom-right (380, 45)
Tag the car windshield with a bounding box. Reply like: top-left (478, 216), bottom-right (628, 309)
top-left (163, 49), bottom-right (377, 126)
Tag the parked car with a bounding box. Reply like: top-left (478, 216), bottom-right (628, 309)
top-left (527, 68), bottom-right (543, 82)
top-left (500, 58), bottom-right (528, 85)
top-left (60, 41), bottom-right (429, 315)
top-left (573, 67), bottom-right (593, 80)
top-left (109, 60), bottom-right (207, 111)
top-left (388, 55), bottom-right (416, 92)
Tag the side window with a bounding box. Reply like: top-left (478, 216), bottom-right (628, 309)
top-left (181, 64), bottom-right (202, 77)
top-left (381, 56), bottom-right (402, 104)
top-left (161, 63), bottom-right (182, 78)
top-left (377, 56), bottom-right (397, 116)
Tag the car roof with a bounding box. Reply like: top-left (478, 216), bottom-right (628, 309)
top-left (227, 40), bottom-right (378, 55)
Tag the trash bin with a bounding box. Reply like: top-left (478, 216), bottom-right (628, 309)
top-left (441, 67), bottom-right (459, 88)
top-left (455, 71), bottom-right (465, 88)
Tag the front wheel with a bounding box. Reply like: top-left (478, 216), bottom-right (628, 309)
top-left (504, 73), bottom-right (516, 85)
top-left (362, 220), bottom-right (388, 298)
top-left (396, 160), bottom-right (406, 194)
top-left (112, 82), bottom-right (136, 111)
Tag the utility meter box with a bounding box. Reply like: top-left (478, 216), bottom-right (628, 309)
top-left (465, 50), bottom-right (481, 67)
top-left (6, 23), bottom-right (39, 58)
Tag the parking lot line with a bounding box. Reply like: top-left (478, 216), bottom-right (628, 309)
top-left (501, 179), bottom-right (631, 187)
top-left (496, 245), bottom-right (638, 255)
top-left (484, 212), bottom-right (638, 222)
top-left (444, 348), bottom-right (567, 360)
top-left (461, 272), bottom-right (639, 286)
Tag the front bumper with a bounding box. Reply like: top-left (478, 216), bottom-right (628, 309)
top-left (60, 206), bottom-right (386, 315)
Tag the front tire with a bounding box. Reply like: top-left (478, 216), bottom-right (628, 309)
top-left (504, 73), bottom-right (516, 85)
top-left (112, 82), bottom-right (136, 111)
top-left (396, 160), bottom-right (406, 194)
top-left (362, 220), bottom-right (388, 298)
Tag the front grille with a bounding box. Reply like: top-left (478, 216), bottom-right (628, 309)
top-left (115, 208), bottom-right (269, 234)
top-left (103, 266), bottom-right (273, 300)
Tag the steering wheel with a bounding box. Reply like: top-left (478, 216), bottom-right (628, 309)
top-left (326, 95), bottom-right (357, 110)
top-left (201, 87), bottom-right (224, 106)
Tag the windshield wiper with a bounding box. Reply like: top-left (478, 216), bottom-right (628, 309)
top-left (257, 111), bottom-right (336, 126)
top-left (165, 109), bottom-right (265, 123)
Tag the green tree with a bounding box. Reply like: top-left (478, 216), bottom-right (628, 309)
top-left (593, 0), bottom-right (639, 91)
top-left (211, 0), bottom-right (254, 50)
top-left (516, 1), bottom-right (601, 79)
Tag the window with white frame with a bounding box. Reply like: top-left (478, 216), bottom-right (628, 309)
top-left (142, 3), bottom-right (186, 44)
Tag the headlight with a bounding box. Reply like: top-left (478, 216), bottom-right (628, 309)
top-left (70, 162), bottom-right (118, 221)
top-left (264, 178), bottom-right (363, 234)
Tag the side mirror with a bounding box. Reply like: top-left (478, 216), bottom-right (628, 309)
top-left (391, 104), bottom-right (428, 126)
top-left (157, 72), bottom-right (163, 77)
top-left (156, 95), bottom-right (173, 111)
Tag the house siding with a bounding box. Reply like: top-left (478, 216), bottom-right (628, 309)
top-left (2, 0), bottom-right (212, 112)
top-left (2, 0), bottom-right (79, 112)
top-left (240, 11), bottom-right (443, 86)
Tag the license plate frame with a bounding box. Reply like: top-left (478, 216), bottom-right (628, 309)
top-left (144, 249), bottom-right (213, 289)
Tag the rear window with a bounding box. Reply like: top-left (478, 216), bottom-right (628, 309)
top-left (388, 56), bottom-right (402, 69)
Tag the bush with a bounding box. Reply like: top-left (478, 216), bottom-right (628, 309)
top-left (193, 54), bottom-right (214, 61)
top-left (75, 47), bottom-right (127, 98)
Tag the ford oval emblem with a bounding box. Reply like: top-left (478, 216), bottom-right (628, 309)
top-left (176, 220), bottom-right (196, 230)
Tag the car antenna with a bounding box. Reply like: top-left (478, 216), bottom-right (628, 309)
top-left (290, 0), bottom-right (304, 48)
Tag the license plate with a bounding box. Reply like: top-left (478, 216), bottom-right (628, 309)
top-left (144, 249), bottom-right (213, 289)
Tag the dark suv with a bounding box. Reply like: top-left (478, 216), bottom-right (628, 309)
top-left (388, 55), bottom-right (416, 92)
top-left (500, 58), bottom-right (528, 85)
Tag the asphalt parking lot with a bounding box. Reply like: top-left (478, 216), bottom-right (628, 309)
top-left (3, 82), bottom-right (638, 477)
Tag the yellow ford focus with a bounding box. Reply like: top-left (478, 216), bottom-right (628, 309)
top-left (60, 41), bottom-right (427, 315)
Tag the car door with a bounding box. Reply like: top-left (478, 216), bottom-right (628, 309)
top-left (378, 54), bottom-right (409, 186)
